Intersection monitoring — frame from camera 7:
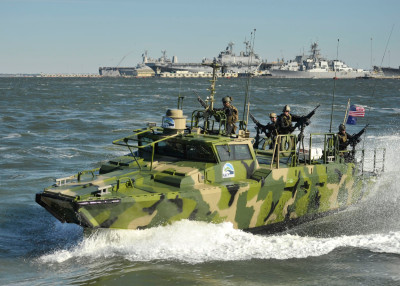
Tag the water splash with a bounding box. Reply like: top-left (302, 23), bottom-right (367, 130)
top-left (38, 220), bottom-right (400, 265)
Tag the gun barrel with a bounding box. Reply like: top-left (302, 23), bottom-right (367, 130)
top-left (307, 104), bottom-right (320, 118)
top-left (197, 96), bottom-right (208, 109)
top-left (249, 113), bottom-right (259, 125)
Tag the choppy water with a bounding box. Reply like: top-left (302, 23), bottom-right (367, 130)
top-left (1, 77), bottom-right (400, 285)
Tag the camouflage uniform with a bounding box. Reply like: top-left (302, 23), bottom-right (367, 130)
top-left (262, 113), bottom-right (278, 149)
top-left (220, 96), bottom-right (238, 134)
top-left (277, 105), bottom-right (302, 135)
top-left (226, 105), bottom-right (239, 134)
top-left (337, 131), bottom-right (354, 151)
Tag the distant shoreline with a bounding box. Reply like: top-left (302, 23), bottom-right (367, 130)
top-left (1, 73), bottom-right (399, 79)
top-left (0, 73), bottom-right (100, 78)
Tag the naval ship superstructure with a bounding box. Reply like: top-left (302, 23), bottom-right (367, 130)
top-left (145, 41), bottom-right (263, 75)
top-left (99, 41), bottom-right (265, 77)
top-left (270, 42), bottom-right (370, 79)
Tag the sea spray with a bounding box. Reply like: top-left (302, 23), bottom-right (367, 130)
top-left (39, 220), bottom-right (400, 265)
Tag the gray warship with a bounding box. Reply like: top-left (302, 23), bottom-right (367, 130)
top-left (270, 42), bottom-right (370, 79)
top-left (99, 41), bottom-right (265, 77)
top-left (374, 66), bottom-right (400, 77)
top-left (98, 64), bottom-right (155, 77)
top-left (145, 41), bottom-right (262, 75)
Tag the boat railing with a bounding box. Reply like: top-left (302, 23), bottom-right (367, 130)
top-left (269, 134), bottom-right (298, 168)
top-left (112, 127), bottom-right (181, 170)
top-left (309, 133), bottom-right (386, 175)
top-left (49, 167), bottom-right (100, 190)
top-left (359, 148), bottom-right (386, 175)
top-left (77, 168), bottom-right (100, 182)
top-left (256, 133), bottom-right (342, 169)
top-left (55, 175), bottom-right (75, 186)
top-left (308, 133), bottom-right (339, 164)
top-left (308, 133), bottom-right (368, 165)
top-left (190, 109), bottom-right (228, 135)
top-left (250, 134), bottom-right (296, 169)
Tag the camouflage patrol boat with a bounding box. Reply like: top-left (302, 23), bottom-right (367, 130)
top-left (36, 63), bottom-right (385, 232)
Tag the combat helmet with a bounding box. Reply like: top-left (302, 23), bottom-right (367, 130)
top-left (339, 123), bottom-right (346, 131)
top-left (222, 96), bottom-right (232, 103)
top-left (269, 112), bottom-right (277, 118)
top-left (283, 105), bottom-right (290, 112)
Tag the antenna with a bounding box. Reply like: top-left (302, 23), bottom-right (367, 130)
top-left (367, 25), bottom-right (394, 108)
top-left (329, 39), bottom-right (339, 133)
top-left (242, 29), bottom-right (256, 132)
top-left (370, 37), bottom-right (373, 69)
top-left (362, 24), bottom-right (395, 149)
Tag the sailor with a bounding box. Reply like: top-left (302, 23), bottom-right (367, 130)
top-left (264, 112), bottom-right (278, 148)
top-left (337, 124), bottom-right (354, 151)
top-left (337, 123), bottom-right (368, 163)
top-left (221, 96), bottom-right (239, 135)
top-left (277, 105), bottom-right (302, 134)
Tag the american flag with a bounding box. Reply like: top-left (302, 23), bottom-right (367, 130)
top-left (348, 105), bottom-right (365, 117)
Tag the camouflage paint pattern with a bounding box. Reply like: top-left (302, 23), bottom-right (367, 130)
top-left (36, 132), bottom-right (374, 232)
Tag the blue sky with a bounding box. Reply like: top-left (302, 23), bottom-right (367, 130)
top-left (1, 0), bottom-right (399, 74)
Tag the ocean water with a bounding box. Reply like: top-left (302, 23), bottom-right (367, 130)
top-left (1, 77), bottom-right (400, 285)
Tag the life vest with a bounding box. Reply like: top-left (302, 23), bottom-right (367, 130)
top-left (337, 132), bottom-right (348, 150)
top-left (225, 105), bottom-right (238, 123)
top-left (282, 114), bottom-right (292, 127)
top-left (278, 114), bottom-right (292, 134)
top-left (338, 132), bottom-right (347, 143)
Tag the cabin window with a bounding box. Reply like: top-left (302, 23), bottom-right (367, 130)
top-left (157, 141), bottom-right (185, 158)
top-left (186, 144), bottom-right (216, 162)
top-left (139, 137), bottom-right (154, 154)
top-left (234, 144), bottom-right (253, 160)
top-left (139, 137), bottom-right (216, 162)
top-left (216, 144), bottom-right (252, 162)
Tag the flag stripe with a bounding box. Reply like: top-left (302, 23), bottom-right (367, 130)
top-left (348, 105), bottom-right (365, 117)
top-left (348, 111), bottom-right (365, 117)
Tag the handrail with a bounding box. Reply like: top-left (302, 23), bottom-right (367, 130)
top-left (258, 132), bottom-right (386, 175)
top-left (112, 128), bottom-right (181, 170)
top-left (270, 134), bottom-right (297, 169)
top-left (77, 168), bottom-right (100, 182)
top-left (360, 147), bottom-right (386, 175)
top-left (190, 109), bottom-right (228, 135)
top-left (309, 133), bottom-right (337, 164)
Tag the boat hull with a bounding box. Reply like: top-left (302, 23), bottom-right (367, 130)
top-left (381, 67), bottom-right (400, 77)
top-left (270, 70), bottom-right (369, 79)
top-left (36, 161), bottom-right (369, 231)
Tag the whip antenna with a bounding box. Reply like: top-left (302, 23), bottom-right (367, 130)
top-left (242, 29), bottom-right (256, 131)
top-left (329, 39), bottom-right (339, 133)
top-left (370, 24), bottom-right (394, 99)
top-left (362, 24), bottom-right (395, 149)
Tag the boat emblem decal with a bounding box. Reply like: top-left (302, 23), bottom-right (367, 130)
top-left (162, 117), bottom-right (175, 128)
top-left (222, 163), bottom-right (235, 178)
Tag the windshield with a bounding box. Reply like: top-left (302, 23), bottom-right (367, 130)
top-left (216, 144), bottom-right (252, 161)
top-left (139, 138), bottom-right (217, 163)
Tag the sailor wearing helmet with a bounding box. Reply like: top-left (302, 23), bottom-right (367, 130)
top-left (221, 96), bottom-right (238, 135)
top-left (337, 123), bottom-right (354, 151)
top-left (277, 105), bottom-right (302, 134)
top-left (265, 112), bottom-right (278, 148)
